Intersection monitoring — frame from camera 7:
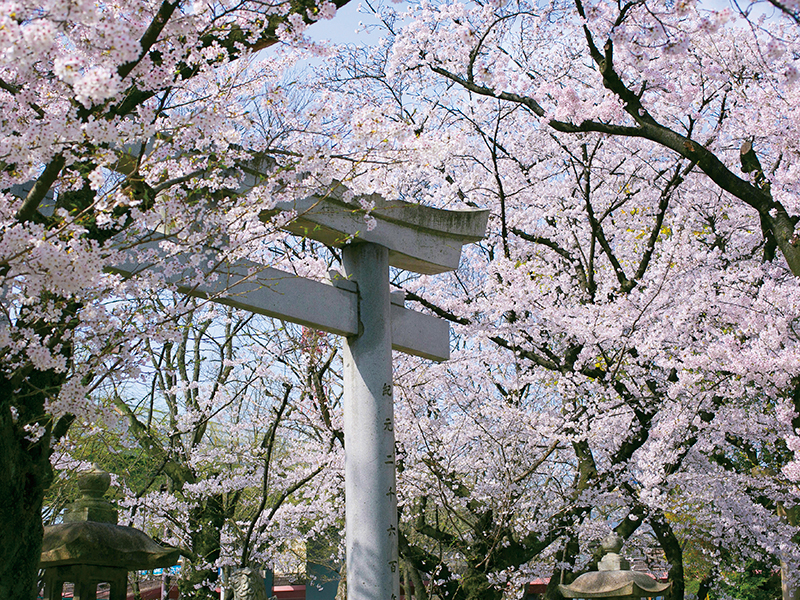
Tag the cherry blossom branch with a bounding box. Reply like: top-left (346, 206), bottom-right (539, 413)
top-left (111, 392), bottom-right (196, 486)
top-left (252, 463), bottom-right (327, 555)
top-left (649, 512), bottom-right (685, 600)
top-left (513, 439), bottom-right (560, 485)
top-left (0, 77), bottom-right (45, 118)
top-left (429, 4), bottom-right (800, 275)
top-left (510, 228), bottom-right (590, 294)
top-left (398, 529), bottom-right (461, 600)
top-left (402, 290), bottom-right (470, 325)
top-left (762, 0), bottom-right (800, 24)
top-left (428, 65), bottom-right (643, 137)
top-left (117, 0), bottom-right (180, 82)
top-left (308, 349), bottom-right (344, 447)
top-left (627, 161), bottom-right (685, 289)
top-left (569, 6), bottom-right (800, 274)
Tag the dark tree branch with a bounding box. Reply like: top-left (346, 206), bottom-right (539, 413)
top-left (402, 290), bottom-right (470, 325)
top-left (118, 0), bottom-right (181, 81)
top-left (510, 228), bottom-right (590, 293)
top-left (240, 383), bottom-right (292, 567)
top-left (14, 156), bottom-right (64, 223)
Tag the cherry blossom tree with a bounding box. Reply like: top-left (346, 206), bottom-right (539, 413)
top-left (48, 301), bottom-right (345, 600)
top-left (94, 302), bottom-right (343, 599)
top-left (287, 3), bottom-right (800, 597)
top-left (0, 1), bottom-right (353, 597)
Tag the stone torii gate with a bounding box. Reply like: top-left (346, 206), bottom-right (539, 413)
top-left (116, 181), bottom-right (489, 600)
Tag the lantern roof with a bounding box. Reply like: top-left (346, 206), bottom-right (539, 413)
top-left (558, 533), bottom-right (671, 599)
top-left (40, 466), bottom-right (180, 571)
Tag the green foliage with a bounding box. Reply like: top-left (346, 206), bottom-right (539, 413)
top-left (714, 560), bottom-right (781, 600)
top-left (44, 418), bottom-right (168, 525)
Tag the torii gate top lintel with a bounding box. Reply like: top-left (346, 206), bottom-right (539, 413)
top-left (260, 182), bottom-right (490, 275)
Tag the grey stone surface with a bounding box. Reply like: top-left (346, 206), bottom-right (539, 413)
top-left (61, 466), bottom-right (117, 525)
top-left (558, 533), bottom-right (670, 599)
top-left (112, 236), bottom-right (450, 361)
top-left (559, 570), bottom-right (671, 598)
top-left (597, 533), bottom-right (630, 572)
top-left (41, 521), bottom-right (180, 570)
top-left (231, 568), bottom-right (270, 600)
top-left (42, 564), bottom-right (128, 600)
top-left (262, 183), bottom-right (489, 275)
top-left (42, 464), bottom-right (179, 569)
top-left (112, 187), bottom-right (489, 600)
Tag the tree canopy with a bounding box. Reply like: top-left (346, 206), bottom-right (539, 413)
top-left (3, 1), bottom-right (800, 599)
top-left (0, 1), bottom-right (350, 597)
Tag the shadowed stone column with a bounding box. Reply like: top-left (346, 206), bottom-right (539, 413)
top-left (342, 242), bottom-right (400, 600)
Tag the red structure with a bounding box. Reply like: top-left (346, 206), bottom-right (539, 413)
top-left (524, 578), bottom-right (549, 598)
top-left (273, 584), bottom-right (307, 600)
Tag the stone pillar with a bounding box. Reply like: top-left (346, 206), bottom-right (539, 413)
top-left (342, 243), bottom-right (400, 600)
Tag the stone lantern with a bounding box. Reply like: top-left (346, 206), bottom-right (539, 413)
top-left (558, 533), bottom-right (671, 600)
top-left (39, 466), bottom-right (181, 600)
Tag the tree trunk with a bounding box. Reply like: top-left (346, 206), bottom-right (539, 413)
top-left (178, 494), bottom-right (226, 599)
top-left (407, 561), bottom-right (428, 600)
top-left (459, 567), bottom-right (503, 600)
top-left (779, 504), bottom-right (800, 600)
top-left (782, 559), bottom-right (800, 600)
top-left (649, 514), bottom-right (685, 600)
top-left (335, 561), bottom-right (347, 600)
top-left (0, 367), bottom-right (66, 600)
top-left (0, 477), bottom-right (46, 600)
top-left (696, 572), bottom-right (714, 600)
top-left (543, 535), bottom-right (579, 600)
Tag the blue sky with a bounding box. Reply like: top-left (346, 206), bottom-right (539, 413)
top-left (306, 0), bottom-right (399, 44)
